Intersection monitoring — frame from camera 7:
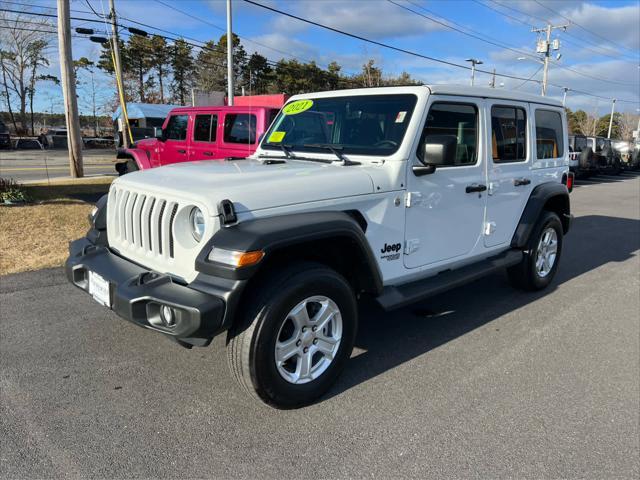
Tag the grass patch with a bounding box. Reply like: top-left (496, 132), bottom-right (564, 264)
top-left (0, 176), bottom-right (114, 276)
top-left (24, 176), bottom-right (113, 202)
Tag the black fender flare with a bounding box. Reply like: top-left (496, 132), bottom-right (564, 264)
top-left (511, 182), bottom-right (571, 249)
top-left (195, 211), bottom-right (383, 294)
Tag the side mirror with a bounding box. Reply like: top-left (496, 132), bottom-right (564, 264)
top-left (154, 127), bottom-right (165, 141)
top-left (413, 135), bottom-right (457, 176)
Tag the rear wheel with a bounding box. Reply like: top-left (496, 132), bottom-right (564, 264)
top-left (227, 262), bottom-right (357, 408)
top-left (508, 211), bottom-right (563, 291)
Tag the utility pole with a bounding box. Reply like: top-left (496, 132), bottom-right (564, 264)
top-left (607, 98), bottom-right (616, 139)
top-left (56, 0), bottom-right (83, 177)
top-left (465, 58), bottom-right (483, 87)
top-left (226, 0), bottom-right (234, 105)
top-left (109, 0), bottom-right (130, 148)
top-left (532, 23), bottom-right (568, 96)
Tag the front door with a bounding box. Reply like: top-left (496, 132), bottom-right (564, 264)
top-left (189, 113), bottom-right (219, 161)
top-left (158, 113), bottom-right (189, 166)
top-left (484, 101), bottom-right (532, 247)
top-left (404, 97), bottom-right (487, 269)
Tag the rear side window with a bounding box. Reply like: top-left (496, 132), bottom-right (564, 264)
top-left (224, 114), bottom-right (257, 144)
top-left (165, 114), bottom-right (188, 141)
top-left (491, 106), bottom-right (527, 163)
top-left (535, 109), bottom-right (564, 159)
top-left (418, 102), bottom-right (478, 166)
top-left (193, 114), bottom-right (218, 142)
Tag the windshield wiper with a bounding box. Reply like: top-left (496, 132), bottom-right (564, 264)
top-left (279, 143), bottom-right (294, 159)
top-left (303, 144), bottom-right (360, 166)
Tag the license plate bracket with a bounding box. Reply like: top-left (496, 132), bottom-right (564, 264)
top-left (88, 271), bottom-right (111, 308)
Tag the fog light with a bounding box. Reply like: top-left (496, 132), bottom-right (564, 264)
top-left (160, 305), bottom-right (176, 327)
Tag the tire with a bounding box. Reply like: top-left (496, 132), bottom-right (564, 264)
top-left (508, 211), bottom-right (563, 291)
top-left (115, 159), bottom-right (139, 176)
top-left (227, 262), bottom-right (358, 409)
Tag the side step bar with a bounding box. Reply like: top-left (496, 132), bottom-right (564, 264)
top-left (376, 250), bottom-right (523, 311)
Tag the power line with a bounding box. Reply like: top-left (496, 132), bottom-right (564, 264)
top-left (512, 65), bottom-right (544, 90)
top-left (149, 0), bottom-right (348, 74)
top-left (388, 0), bottom-right (539, 61)
top-left (391, 0), bottom-right (636, 87)
top-left (532, 0), bottom-right (637, 55)
top-left (242, 0), bottom-right (639, 103)
top-left (3, 4), bottom-right (637, 104)
top-left (472, 0), bottom-right (637, 62)
top-left (242, 0), bottom-right (533, 83)
top-left (486, 0), bottom-right (637, 61)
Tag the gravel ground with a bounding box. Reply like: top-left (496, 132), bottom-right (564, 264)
top-left (1, 173), bottom-right (638, 479)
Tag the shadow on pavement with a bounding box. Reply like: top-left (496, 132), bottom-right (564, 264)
top-left (327, 214), bottom-right (640, 400)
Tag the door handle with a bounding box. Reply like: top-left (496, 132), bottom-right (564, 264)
top-left (465, 184), bottom-right (487, 193)
top-left (203, 151), bottom-right (213, 156)
top-left (514, 178), bottom-right (531, 186)
top-left (177, 149), bottom-right (186, 154)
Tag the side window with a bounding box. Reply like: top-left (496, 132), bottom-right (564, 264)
top-left (165, 114), bottom-right (188, 141)
top-left (193, 114), bottom-right (217, 142)
top-left (418, 102), bottom-right (478, 166)
top-left (535, 109), bottom-right (564, 159)
top-left (491, 106), bottom-right (527, 163)
top-left (224, 114), bottom-right (257, 144)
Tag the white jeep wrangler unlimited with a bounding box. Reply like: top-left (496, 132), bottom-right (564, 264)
top-left (67, 86), bottom-right (573, 408)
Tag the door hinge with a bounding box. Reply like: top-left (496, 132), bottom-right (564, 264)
top-left (405, 238), bottom-right (420, 255)
top-left (405, 191), bottom-right (422, 208)
top-left (484, 221), bottom-right (496, 235)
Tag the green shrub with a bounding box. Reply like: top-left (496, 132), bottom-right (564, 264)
top-left (0, 178), bottom-right (32, 203)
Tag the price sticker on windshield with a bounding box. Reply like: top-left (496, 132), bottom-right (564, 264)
top-left (282, 99), bottom-right (314, 115)
top-left (268, 131), bottom-right (286, 143)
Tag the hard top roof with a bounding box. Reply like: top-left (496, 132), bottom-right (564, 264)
top-left (288, 84), bottom-right (563, 108)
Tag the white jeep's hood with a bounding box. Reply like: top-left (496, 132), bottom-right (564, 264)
top-left (115, 158), bottom-right (375, 216)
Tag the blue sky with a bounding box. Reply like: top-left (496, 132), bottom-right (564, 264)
top-left (12, 0), bottom-right (640, 115)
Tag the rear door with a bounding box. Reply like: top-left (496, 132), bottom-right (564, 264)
top-left (484, 101), bottom-right (532, 247)
top-left (219, 111), bottom-right (258, 158)
top-left (189, 112), bottom-right (219, 161)
top-left (158, 113), bottom-right (190, 166)
top-left (404, 96), bottom-right (487, 268)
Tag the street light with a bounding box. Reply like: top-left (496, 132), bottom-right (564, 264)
top-left (465, 58), bottom-right (483, 86)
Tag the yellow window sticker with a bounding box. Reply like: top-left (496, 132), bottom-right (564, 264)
top-left (268, 131), bottom-right (286, 143)
top-left (282, 99), bottom-right (314, 115)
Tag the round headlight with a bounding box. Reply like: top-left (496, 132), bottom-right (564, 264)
top-left (189, 207), bottom-right (205, 242)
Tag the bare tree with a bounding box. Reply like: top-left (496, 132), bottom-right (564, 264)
top-left (0, 9), bottom-right (55, 133)
top-left (573, 110), bottom-right (598, 137)
top-left (618, 112), bottom-right (639, 142)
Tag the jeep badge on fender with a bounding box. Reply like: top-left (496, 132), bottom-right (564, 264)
top-left (66, 85), bottom-right (572, 409)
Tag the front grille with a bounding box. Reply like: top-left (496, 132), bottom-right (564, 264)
top-left (109, 187), bottom-right (178, 259)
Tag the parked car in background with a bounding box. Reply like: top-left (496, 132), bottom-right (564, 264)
top-left (45, 127), bottom-right (69, 149)
top-left (587, 136), bottom-right (621, 175)
top-left (0, 119), bottom-right (11, 149)
top-left (115, 105), bottom-right (281, 174)
top-left (568, 134), bottom-right (595, 178)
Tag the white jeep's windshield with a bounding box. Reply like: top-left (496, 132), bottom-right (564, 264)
top-left (262, 94), bottom-right (417, 156)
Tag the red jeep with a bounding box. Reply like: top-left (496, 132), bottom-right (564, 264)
top-left (115, 105), bottom-right (281, 174)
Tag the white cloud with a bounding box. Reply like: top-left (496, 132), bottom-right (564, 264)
top-left (271, 0), bottom-right (445, 39)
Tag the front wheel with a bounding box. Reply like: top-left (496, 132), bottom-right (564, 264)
top-left (227, 262), bottom-right (357, 408)
top-left (508, 211), bottom-right (563, 291)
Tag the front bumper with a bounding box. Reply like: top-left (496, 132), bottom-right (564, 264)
top-left (66, 237), bottom-right (231, 347)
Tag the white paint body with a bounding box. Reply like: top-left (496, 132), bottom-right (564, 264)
top-left (107, 85), bottom-right (569, 284)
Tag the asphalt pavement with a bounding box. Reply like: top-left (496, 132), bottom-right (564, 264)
top-left (0, 149), bottom-right (116, 182)
top-left (1, 173), bottom-right (639, 479)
